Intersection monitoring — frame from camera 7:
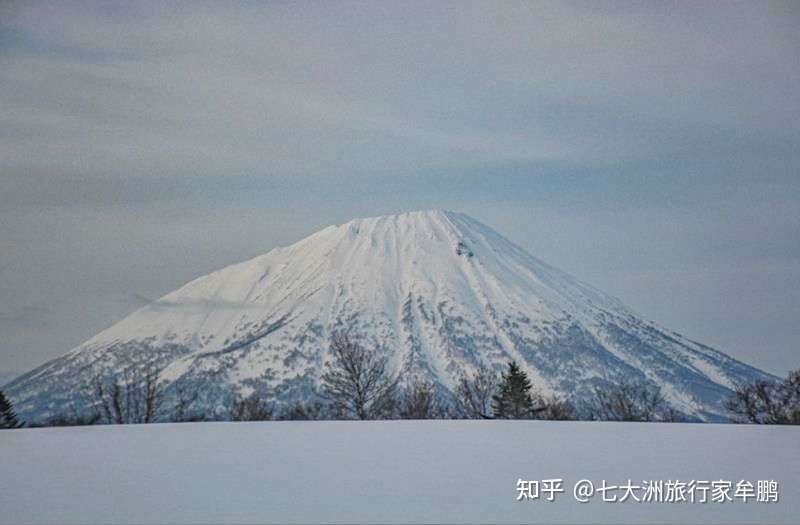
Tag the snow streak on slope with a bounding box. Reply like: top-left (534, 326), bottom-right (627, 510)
top-left (6, 210), bottom-right (775, 422)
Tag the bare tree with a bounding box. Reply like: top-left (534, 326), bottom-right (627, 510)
top-left (280, 401), bottom-right (325, 420)
top-left (399, 378), bottom-right (442, 419)
top-left (231, 391), bottom-right (273, 421)
top-left (320, 332), bottom-right (397, 420)
top-left (585, 379), bottom-right (667, 422)
top-left (43, 400), bottom-right (100, 427)
top-left (174, 385), bottom-right (204, 422)
top-left (660, 407), bottom-right (687, 423)
top-left (93, 365), bottom-right (164, 424)
top-left (727, 369), bottom-right (800, 424)
top-left (44, 413), bottom-right (101, 427)
top-left (538, 395), bottom-right (577, 421)
top-left (456, 365), bottom-right (498, 419)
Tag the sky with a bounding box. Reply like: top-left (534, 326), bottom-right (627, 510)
top-left (0, 1), bottom-right (798, 383)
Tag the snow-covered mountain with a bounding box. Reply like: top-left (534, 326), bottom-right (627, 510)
top-left (6, 210), bottom-right (774, 423)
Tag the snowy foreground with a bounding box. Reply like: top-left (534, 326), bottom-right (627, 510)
top-left (1, 420), bottom-right (797, 524)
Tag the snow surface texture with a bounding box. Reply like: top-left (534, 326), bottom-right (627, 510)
top-left (5, 210), bottom-right (775, 423)
top-left (1, 420), bottom-right (797, 524)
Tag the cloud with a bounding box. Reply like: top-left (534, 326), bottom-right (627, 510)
top-left (0, 1), bottom-right (797, 376)
top-left (3, 2), bottom-right (796, 189)
top-left (0, 304), bottom-right (55, 330)
top-left (130, 293), bottom-right (263, 311)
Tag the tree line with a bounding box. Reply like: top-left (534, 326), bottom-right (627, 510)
top-left (1, 333), bottom-right (798, 427)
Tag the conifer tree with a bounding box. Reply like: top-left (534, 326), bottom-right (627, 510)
top-left (0, 389), bottom-right (23, 429)
top-left (492, 361), bottom-right (537, 419)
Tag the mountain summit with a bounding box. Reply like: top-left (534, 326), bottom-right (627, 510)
top-left (7, 210), bottom-right (773, 422)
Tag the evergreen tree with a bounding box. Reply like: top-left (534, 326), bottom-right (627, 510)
top-left (0, 389), bottom-right (23, 429)
top-left (492, 361), bottom-right (537, 419)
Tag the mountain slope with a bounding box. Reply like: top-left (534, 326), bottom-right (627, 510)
top-left (6, 210), bottom-right (774, 423)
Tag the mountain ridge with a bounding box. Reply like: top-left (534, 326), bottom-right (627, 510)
top-left (6, 210), bottom-right (775, 423)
